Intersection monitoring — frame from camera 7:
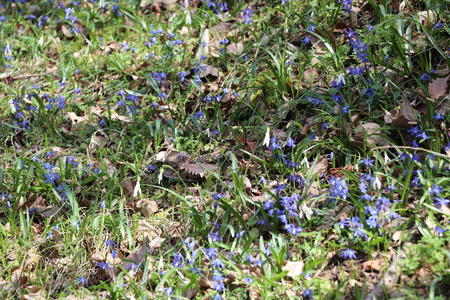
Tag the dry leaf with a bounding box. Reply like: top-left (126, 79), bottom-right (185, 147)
top-left (122, 238), bottom-right (153, 271)
top-left (428, 75), bottom-right (449, 100)
top-left (199, 65), bottom-right (220, 78)
top-left (195, 29), bottom-right (210, 59)
top-left (387, 99), bottom-right (418, 127)
top-left (417, 10), bottom-right (437, 24)
top-left (354, 122), bottom-right (390, 147)
top-left (363, 259), bottom-right (384, 272)
top-left (226, 43), bottom-right (244, 55)
top-left (20, 285), bottom-right (44, 300)
top-left (136, 199), bottom-right (158, 217)
top-left (282, 261), bottom-right (304, 277)
top-left (310, 155), bottom-right (328, 176)
top-left (67, 112), bottom-right (86, 124)
top-left (122, 180), bottom-right (136, 197)
top-left (181, 163), bottom-right (218, 178)
top-left (272, 129), bottom-right (288, 141)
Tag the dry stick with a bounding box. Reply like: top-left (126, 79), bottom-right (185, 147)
top-left (368, 145), bottom-right (450, 160)
top-left (13, 71), bottom-right (56, 80)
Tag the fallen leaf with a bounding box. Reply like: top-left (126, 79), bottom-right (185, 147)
top-left (181, 163), bottom-right (218, 178)
top-left (122, 238), bottom-right (153, 271)
top-left (20, 285), bottom-right (44, 300)
top-left (363, 259), bottom-right (384, 272)
top-left (199, 65), bottom-right (220, 78)
top-left (428, 75), bottom-right (449, 100)
top-left (136, 199), bottom-right (158, 217)
top-left (310, 155), bottom-right (328, 176)
top-left (226, 43), bottom-right (244, 55)
top-left (195, 29), bottom-right (210, 59)
top-left (282, 261), bottom-right (304, 277)
top-left (387, 99), bottom-right (418, 127)
top-left (353, 123), bottom-right (390, 147)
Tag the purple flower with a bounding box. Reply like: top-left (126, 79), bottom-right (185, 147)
top-left (433, 22), bottom-right (444, 30)
top-left (342, 248), bottom-right (357, 260)
top-left (44, 172), bottom-right (60, 185)
top-left (359, 157), bottom-right (374, 168)
top-left (104, 240), bottom-right (116, 247)
top-left (420, 73), bottom-right (431, 81)
top-left (242, 6), bottom-right (253, 24)
top-left (75, 276), bottom-right (87, 285)
top-left (342, 106), bottom-right (350, 114)
top-left (435, 226), bottom-right (448, 237)
top-left (208, 231), bottom-right (222, 242)
top-left (171, 253), bottom-right (184, 268)
top-left (434, 197), bottom-right (449, 208)
top-left (300, 35), bottom-right (312, 45)
top-left (98, 262), bottom-right (111, 270)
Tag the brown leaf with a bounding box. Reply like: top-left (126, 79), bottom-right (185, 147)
top-left (363, 259), bottom-right (384, 272)
top-left (226, 43), bottom-right (244, 55)
top-left (310, 155), bottom-right (328, 176)
top-left (354, 123), bottom-right (390, 147)
top-left (272, 129), bottom-right (288, 141)
top-left (282, 261), bottom-right (304, 277)
top-left (428, 75), bottom-right (449, 100)
top-left (61, 24), bottom-right (74, 38)
top-left (387, 99), bottom-right (418, 127)
top-left (20, 285), bottom-right (44, 300)
top-left (181, 163), bottom-right (218, 178)
top-left (67, 112), bottom-right (85, 124)
top-left (136, 199), bottom-right (158, 217)
top-left (122, 238), bottom-right (153, 271)
top-left (329, 165), bottom-right (353, 178)
top-left (122, 180), bottom-right (136, 197)
top-left (199, 65), bottom-right (220, 78)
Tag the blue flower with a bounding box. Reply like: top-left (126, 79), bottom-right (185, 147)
top-left (236, 230), bottom-right (246, 238)
top-left (44, 172), bottom-right (60, 185)
top-left (342, 248), bottom-right (357, 260)
top-left (434, 197), bottom-right (449, 208)
top-left (284, 223), bottom-right (302, 235)
top-left (303, 289), bottom-right (314, 299)
top-left (269, 137), bottom-right (282, 151)
top-left (342, 106), bottom-right (350, 114)
top-left (328, 176), bottom-right (349, 202)
top-left (208, 231), bottom-right (222, 242)
top-left (212, 280), bottom-right (226, 291)
top-left (435, 226), bottom-right (448, 237)
top-left (242, 6), bottom-right (253, 24)
top-left (300, 35), bottom-right (312, 45)
top-left (171, 253), bottom-right (184, 268)
top-left (307, 24), bottom-right (316, 31)
top-left (433, 22), bottom-right (444, 30)
top-left (429, 184), bottom-right (443, 196)
top-left (212, 258), bottom-right (224, 269)
top-left (359, 157), bottom-right (374, 168)
top-left (420, 73), bottom-right (431, 81)
top-left (98, 262), bottom-right (111, 270)
top-left (75, 276), bottom-right (88, 285)
top-left (244, 276), bottom-right (254, 284)
top-left (163, 287), bottom-right (173, 296)
top-left (104, 240), bottom-right (116, 247)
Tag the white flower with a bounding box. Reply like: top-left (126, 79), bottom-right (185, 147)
top-left (263, 127), bottom-right (270, 147)
top-left (373, 176), bottom-right (381, 190)
top-left (133, 180), bottom-right (142, 197)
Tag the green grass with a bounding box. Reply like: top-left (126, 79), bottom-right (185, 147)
top-left (0, 0), bottom-right (450, 299)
